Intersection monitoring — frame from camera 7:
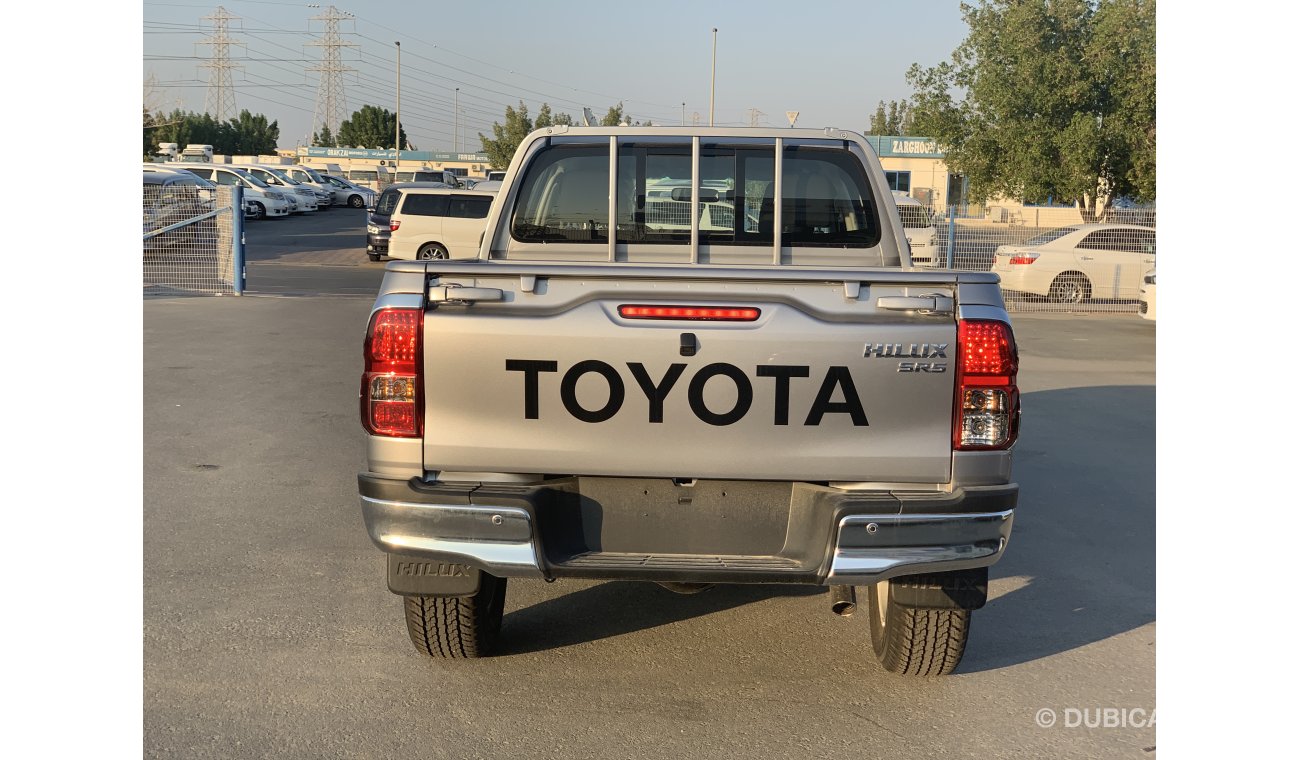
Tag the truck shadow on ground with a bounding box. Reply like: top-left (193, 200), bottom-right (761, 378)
top-left (956, 384), bottom-right (1155, 673)
top-left (502, 384), bottom-right (1155, 670)
top-left (501, 583), bottom-right (821, 655)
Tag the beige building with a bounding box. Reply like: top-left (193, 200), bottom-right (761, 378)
top-left (865, 135), bottom-right (1090, 225)
top-left (864, 135), bottom-right (964, 211)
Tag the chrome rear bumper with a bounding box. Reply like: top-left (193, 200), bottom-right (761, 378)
top-left (361, 497), bottom-right (544, 577)
top-left (360, 476), bottom-right (1014, 584)
top-left (827, 511), bottom-right (1012, 583)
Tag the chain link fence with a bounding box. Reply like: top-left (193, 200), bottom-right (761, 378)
top-left (143, 185), bottom-right (244, 295)
top-left (908, 204), bottom-right (1156, 314)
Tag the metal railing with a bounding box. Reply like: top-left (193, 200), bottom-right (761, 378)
top-left (143, 185), bottom-right (244, 295)
top-left (912, 204), bottom-right (1156, 314)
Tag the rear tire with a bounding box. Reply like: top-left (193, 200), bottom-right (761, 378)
top-left (403, 574), bottom-right (507, 658)
top-left (867, 579), bottom-right (970, 676)
top-left (1048, 273), bottom-right (1090, 304)
top-left (417, 243), bottom-right (449, 260)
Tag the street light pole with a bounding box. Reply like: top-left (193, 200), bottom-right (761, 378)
top-left (394, 41), bottom-right (401, 171)
top-left (709, 28), bottom-right (717, 127)
top-left (682, 102), bottom-right (686, 126)
top-left (455, 87), bottom-right (460, 154)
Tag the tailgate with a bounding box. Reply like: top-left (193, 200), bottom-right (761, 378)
top-left (421, 269), bottom-right (959, 483)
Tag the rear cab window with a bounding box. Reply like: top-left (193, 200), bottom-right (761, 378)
top-left (505, 136), bottom-right (883, 264)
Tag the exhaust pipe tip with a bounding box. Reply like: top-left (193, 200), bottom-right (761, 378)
top-left (829, 585), bottom-right (857, 617)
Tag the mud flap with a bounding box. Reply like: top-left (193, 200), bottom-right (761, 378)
top-left (387, 554), bottom-right (482, 597)
top-left (889, 567), bottom-right (988, 610)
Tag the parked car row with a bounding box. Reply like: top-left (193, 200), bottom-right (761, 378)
top-left (144, 162), bottom-right (377, 221)
top-left (143, 168), bottom-right (217, 253)
top-left (365, 182), bottom-right (499, 262)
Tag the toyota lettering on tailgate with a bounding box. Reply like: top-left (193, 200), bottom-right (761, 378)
top-left (505, 360), bottom-right (868, 427)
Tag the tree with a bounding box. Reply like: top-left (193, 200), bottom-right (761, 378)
top-left (337, 105), bottom-right (408, 150)
top-left (868, 99), bottom-right (913, 135)
top-left (534, 103), bottom-right (554, 129)
top-left (477, 101), bottom-right (647, 169)
top-left (312, 125), bottom-right (336, 148)
top-left (143, 106), bottom-right (158, 158)
top-left (478, 100), bottom-right (578, 169)
top-left (479, 101), bottom-right (537, 170)
top-left (151, 109), bottom-right (224, 152)
top-left (600, 103), bottom-right (626, 126)
top-left (907, 0), bottom-right (1155, 219)
top-left (148, 108), bottom-right (281, 155)
top-left (221, 110), bottom-right (280, 155)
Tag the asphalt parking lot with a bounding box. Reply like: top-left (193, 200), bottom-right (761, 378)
top-left (144, 210), bottom-right (1156, 758)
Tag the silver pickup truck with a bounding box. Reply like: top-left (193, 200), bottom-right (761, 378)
top-left (358, 126), bottom-right (1019, 676)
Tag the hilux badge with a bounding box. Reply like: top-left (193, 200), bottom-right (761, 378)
top-left (863, 343), bottom-right (948, 359)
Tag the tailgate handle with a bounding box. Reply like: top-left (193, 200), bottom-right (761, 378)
top-left (428, 285), bottom-right (504, 303)
top-left (876, 294), bottom-right (954, 315)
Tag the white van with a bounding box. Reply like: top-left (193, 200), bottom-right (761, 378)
top-left (165, 163), bottom-right (292, 220)
top-left (345, 165), bottom-right (392, 191)
top-left (387, 187), bottom-right (496, 260)
top-left (893, 192), bottom-right (941, 267)
top-left (392, 168), bottom-right (458, 187)
top-left (277, 165), bottom-right (339, 206)
top-left (239, 165), bottom-right (322, 212)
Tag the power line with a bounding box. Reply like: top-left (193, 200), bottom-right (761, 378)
top-left (342, 9), bottom-right (683, 112)
top-left (147, 3), bottom-right (688, 147)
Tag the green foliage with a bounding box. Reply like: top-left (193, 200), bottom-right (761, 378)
top-left (222, 110), bottom-right (280, 155)
top-left (477, 100), bottom-right (654, 169)
top-left (150, 109), bottom-right (223, 153)
top-left (868, 100), bottom-right (914, 135)
top-left (146, 108), bottom-right (280, 156)
top-left (337, 105), bottom-right (408, 150)
top-left (907, 0), bottom-right (1155, 217)
top-left (601, 103), bottom-right (626, 126)
top-left (479, 101), bottom-right (538, 170)
top-left (143, 106), bottom-right (157, 159)
top-left (534, 103), bottom-right (554, 129)
top-left (478, 100), bottom-right (579, 169)
top-left (312, 125), bottom-right (336, 148)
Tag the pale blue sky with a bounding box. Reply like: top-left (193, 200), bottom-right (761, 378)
top-left (143, 0), bottom-right (970, 150)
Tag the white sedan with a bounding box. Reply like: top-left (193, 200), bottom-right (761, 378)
top-left (990, 223), bottom-right (1156, 303)
top-left (1139, 269), bottom-right (1156, 320)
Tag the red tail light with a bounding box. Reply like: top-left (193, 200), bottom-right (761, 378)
top-left (390, 220), bottom-right (401, 231)
top-left (1008, 252), bottom-right (1039, 265)
top-left (618, 305), bottom-right (761, 321)
top-left (361, 308), bottom-right (422, 437)
top-left (954, 319), bottom-right (1019, 450)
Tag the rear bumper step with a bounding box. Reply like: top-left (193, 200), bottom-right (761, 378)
top-left (359, 474), bottom-right (1016, 585)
